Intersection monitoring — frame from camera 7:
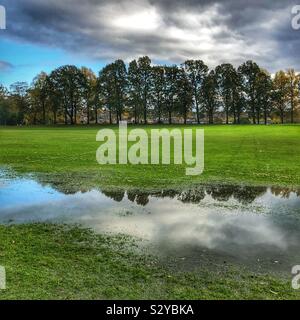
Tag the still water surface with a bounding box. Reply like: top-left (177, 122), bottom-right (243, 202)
top-left (1, 173), bottom-right (300, 272)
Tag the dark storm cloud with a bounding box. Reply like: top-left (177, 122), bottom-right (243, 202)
top-left (2, 0), bottom-right (300, 70)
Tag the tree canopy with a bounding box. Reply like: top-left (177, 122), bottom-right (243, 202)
top-left (1, 57), bottom-right (299, 125)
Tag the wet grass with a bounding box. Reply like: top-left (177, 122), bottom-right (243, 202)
top-left (0, 224), bottom-right (298, 300)
top-left (0, 125), bottom-right (300, 191)
top-left (0, 125), bottom-right (300, 300)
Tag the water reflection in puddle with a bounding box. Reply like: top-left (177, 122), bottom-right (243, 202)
top-left (1, 174), bottom-right (300, 272)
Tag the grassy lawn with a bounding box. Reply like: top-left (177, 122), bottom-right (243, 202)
top-left (0, 224), bottom-right (298, 300)
top-left (0, 125), bottom-right (300, 300)
top-left (0, 124), bottom-right (300, 190)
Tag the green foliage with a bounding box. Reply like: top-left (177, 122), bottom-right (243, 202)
top-left (215, 63), bottom-right (243, 124)
top-left (183, 60), bottom-right (209, 124)
top-left (99, 60), bottom-right (127, 124)
top-left (48, 65), bottom-right (87, 125)
top-left (238, 60), bottom-right (261, 124)
top-left (1, 58), bottom-right (299, 125)
top-left (201, 70), bottom-right (219, 124)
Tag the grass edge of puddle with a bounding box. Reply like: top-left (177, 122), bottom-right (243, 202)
top-left (0, 223), bottom-right (299, 300)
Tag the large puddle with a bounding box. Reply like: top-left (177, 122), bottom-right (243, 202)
top-left (1, 172), bottom-right (300, 273)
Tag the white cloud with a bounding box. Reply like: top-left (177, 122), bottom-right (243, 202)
top-left (2, 0), bottom-right (300, 71)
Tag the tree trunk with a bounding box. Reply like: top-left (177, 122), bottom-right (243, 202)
top-left (169, 110), bottom-right (172, 125)
top-left (74, 104), bottom-right (77, 125)
top-left (196, 103), bottom-right (200, 124)
top-left (70, 110), bottom-right (74, 125)
top-left (157, 102), bottom-right (161, 124)
top-left (87, 103), bottom-right (90, 125)
top-left (134, 105), bottom-right (137, 124)
top-left (69, 104), bottom-right (74, 125)
top-left (53, 111), bottom-right (57, 125)
top-left (42, 101), bottom-right (46, 125)
top-left (194, 87), bottom-right (200, 124)
top-left (144, 108), bottom-right (147, 124)
top-left (64, 107), bottom-right (68, 125)
top-left (95, 107), bottom-right (98, 124)
top-left (281, 110), bottom-right (284, 124)
top-left (251, 100), bottom-right (256, 124)
top-left (209, 111), bottom-right (214, 124)
top-left (264, 111), bottom-right (267, 125)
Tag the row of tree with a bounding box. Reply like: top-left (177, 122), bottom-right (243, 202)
top-left (0, 57), bottom-right (299, 126)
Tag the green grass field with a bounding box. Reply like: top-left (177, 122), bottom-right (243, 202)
top-left (0, 224), bottom-right (298, 300)
top-left (0, 124), bottom-right (300, 190)
top-left (0, 124), bottom-right (300, 300)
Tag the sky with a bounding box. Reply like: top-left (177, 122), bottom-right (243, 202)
top-left (0, 0), bottom-right (299, 87)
